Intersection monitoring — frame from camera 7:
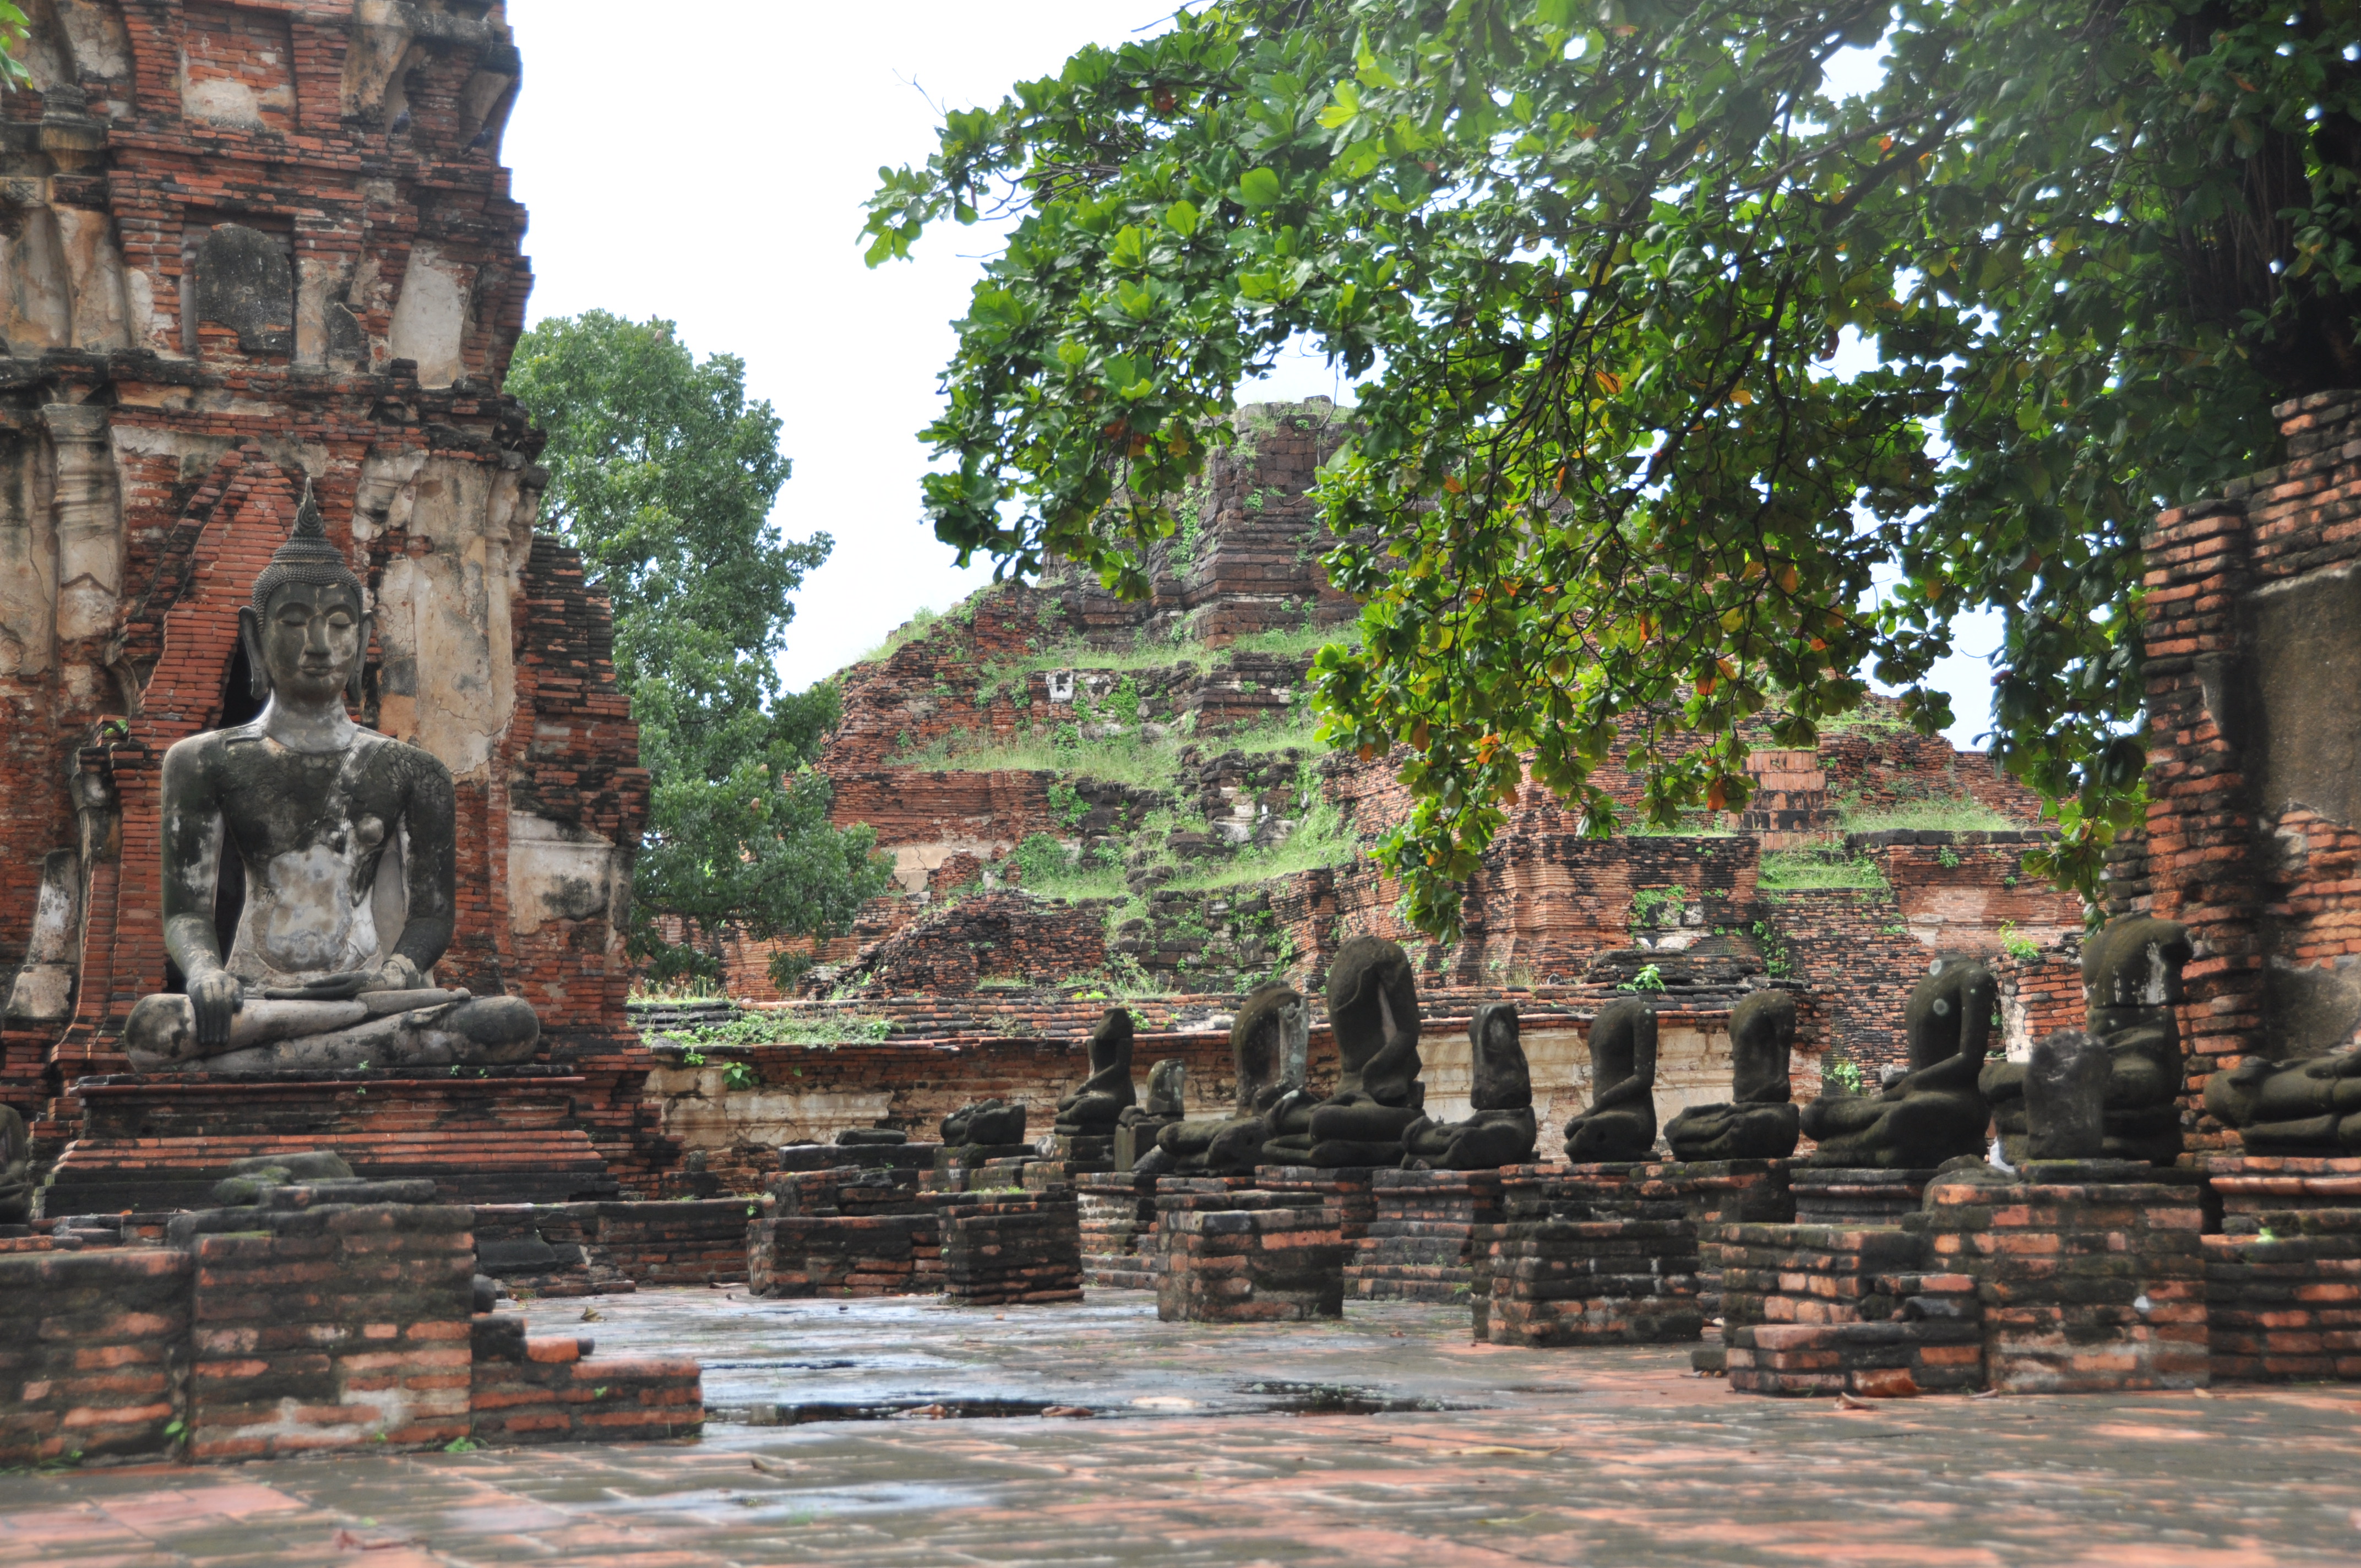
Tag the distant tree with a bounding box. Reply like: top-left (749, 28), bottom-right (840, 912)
top-left (509, 312), bottom-right (895, 990)
top-left (0, 6), bottom-right (29, 92)
top-left (866, 0), bottom-right (2361, 936)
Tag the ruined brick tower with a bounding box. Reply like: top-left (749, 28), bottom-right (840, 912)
top-left (0, 2), bottom-right (650, 1176)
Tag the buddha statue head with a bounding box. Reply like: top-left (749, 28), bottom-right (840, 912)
top-left (240, 483), bottom-right (369, 708)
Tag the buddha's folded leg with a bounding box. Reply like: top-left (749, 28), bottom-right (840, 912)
top-left (1799, 1093), bottom-right (1887, 1143)
top-left (1427, 1111), bottom-right (1536, 1170)
top-left (1565, 1109), bottom-right (1654, 1162)
top-left (1052, 1092), bottom-right (1127, 1136)
top-left (1308, 1099), bottom-right (1424, 1144)
top-left (2239, 1113), bottom-right (2344, 1152)
top-left (1204, 1117), bottom-right (1272, 1174)
top-left (185, 995), bottom-right (538, 1072)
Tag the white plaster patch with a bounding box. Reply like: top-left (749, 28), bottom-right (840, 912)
top-left (385, 247), bottom-right (474, 387)
top-left (650, 1072), bottom-right (893, 1150)
top-left (508, 813), bottom-right (616, 935)
top-left (182, 74), bottom-right (264, 130)
top-left (366, 455), bottom-right (524, 777)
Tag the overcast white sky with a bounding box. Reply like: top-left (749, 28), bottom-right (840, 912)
top-left (502, 2), bottom-right (2000, 749)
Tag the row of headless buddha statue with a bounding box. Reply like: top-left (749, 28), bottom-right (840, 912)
top-left (1010, 910), bottom-right (2361, 1175)
top-left (1016, 936), bottom-right (1808, 1175)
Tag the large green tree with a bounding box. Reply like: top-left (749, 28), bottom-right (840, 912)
top-left (866, 0), bottom-right (2361, 936)
top-left (508, 312), bottom-right (895, 988)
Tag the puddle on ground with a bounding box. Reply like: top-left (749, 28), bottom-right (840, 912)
top-left (715, 1398), bottom-right (1070, 1425)
top-left (1239, 1380), bottom-right (1473, 1415)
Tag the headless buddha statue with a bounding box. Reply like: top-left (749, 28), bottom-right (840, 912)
top-left (940, 1099), bottom-right (1027, 1146)
top-left (1054, 1008), bottom-right (1138, 1136)
top-left (1801, 956), bottom-right (1993, 1168)
top-left (0, 1104), bottom-right (30, 1224)
top-left (122, 488), bottom-right (537, 1072)
top-left (2205, 914), bottom-right (2361, 1151)
top-left (1114, 1059), bottom-right (1186, 1172)
top-left (1985, 917), bottom-right (2191, 1164)
top-left (1563, 995), bottom-right (1659, 1162)
top-left (1136, 981), bottom-right (1305, 1177)
top-left (1401, 1001), bottom-right (1537, 1170)
top-left (1666, 989), bottom-right (1800, 1162)
top-left (1263, 935), bottom-right (1426, 1168)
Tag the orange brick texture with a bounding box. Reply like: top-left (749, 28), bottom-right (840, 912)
top-left (0, 1246), bottom-right (192, 1464)
top-left (747, 1166), bottom-right (944, 1298)
top-left (1468, 1163), bottom-right (1706, 1347)
top-left (1157, 1189), bottom-right (1350, 1323)
top-left (467, 1315), bottom-right (700, 1446)
top-left (1076, 1170), bottom-right (1162, 1289)
top-left (1718, 1221), bottom-right (1983, 1397)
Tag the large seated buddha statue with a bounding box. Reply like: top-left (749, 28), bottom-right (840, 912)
top-left (1053, 1007), bottom-right (1138, 1137)
top-left (1263, 936), bottom-right (1426, 1168)
top-left (1984, 917), bottom-right (2192, 1164)
top-left (1800, 956), bottom-right (1992, 1169)
top-left (122, 489), bottom-right (539, 1073)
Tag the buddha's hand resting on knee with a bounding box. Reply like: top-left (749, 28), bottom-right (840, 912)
top-left (188, 970), bottom-right (243, 1049)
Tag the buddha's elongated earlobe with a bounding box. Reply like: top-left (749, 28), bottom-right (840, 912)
top-left (349, 612), bottom-right (372, 705)
top-left (238, 606), bottom-right (270, 701)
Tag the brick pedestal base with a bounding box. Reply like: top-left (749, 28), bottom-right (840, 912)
top-left (1346, 1168), bottom-right (1504, 1303)
top-left (940, 1188), bottom-right (1083, 1305)
top-left (1718, 1221), bottom-right (1982, 1396)
top-left (1157, 1191), bottom-right (1348, 1322)
top-left (1473, 1215), bottom-right (1702, 1346)
top-left (777, 1141), bottom-right (940, 1174)
top-left (747, 1166), bottom-right (942, 1298)
top-left (1790, 1168), bottom-right (1935, 1226)
top-left (468, 1316), bottom-right (701, 1444)
top-left (1078, 1172), bottom-right (1161, 1288)
top-left (1924, 1166), bottom-right (2208, 1393)
top-left (2205, 1207), bottom-right (2361, 1381)
top-left (1257, 1165), bottom-right (1381, 1245)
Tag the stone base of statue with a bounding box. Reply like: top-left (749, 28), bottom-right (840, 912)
top-left (1470, 1209), bottom-right (1703, 1347)
top-left (1044, 1134), bottom-right (1114, 1169)
top-left (1156, 1187), bottom-right (1347, 1322)
top-left (1719, 1221), bottom-right (1985, 1396)
top-left (1496, 1161), bottom-right (1696, 1223)
top-left (1789, 1166), bottom-right (1938, 1226)
top-left (777, 1140), bottom-right (940, 1175)
top-left (37, 1067), bottom-right (618, 1216)
top-left (1923, 1161), bottom-right (2208, 1393)
top-left (1345, 1166), bottom-right (1505, 1303)
top-left (2203, 1155), bottom-right (2361, 1233)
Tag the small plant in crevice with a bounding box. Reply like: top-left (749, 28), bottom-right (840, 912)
top-left (1826, 1060), bottom-right (1865, 1095)
top-left (1618, 963), bottom-right (1666, 993)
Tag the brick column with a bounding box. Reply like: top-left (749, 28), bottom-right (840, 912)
top-left (2137, 497), bottom-right (2261, 1150)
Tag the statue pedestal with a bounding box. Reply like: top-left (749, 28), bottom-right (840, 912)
top-left (1471, 1211), bottom-right (1704, 1347)
top-left (778, 1141), bottom-right (940, 1174)
top-left (1156, 1188), bottom-right (1345, 1322)
top-left (1791, 1167), bottom-right (1936, 1225)
top-left (38, 1069), bottom-right (618, 1216)
top-left (1346, 1167), bottom-right (1505, 1303)
top-left (1255, 1164), bottom-right (1383, 1245)
top-left (1720, 1219), bottom-right (1983, 1396)
top-left (1498, 1161), bottom-right (1696, 1223)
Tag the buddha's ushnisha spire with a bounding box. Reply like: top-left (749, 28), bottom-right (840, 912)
top-left (249, 479), bottom-right (365, 617)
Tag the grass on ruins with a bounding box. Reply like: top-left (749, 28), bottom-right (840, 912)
top-left (1837, 795), bottom-right (2019, 835)
top-left (1756, 848), bottom-right (1890, 890)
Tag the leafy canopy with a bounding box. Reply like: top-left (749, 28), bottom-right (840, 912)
top-left (866, 0), bottom-right (2361, 937)
top-left (509, 312), bottom-right (895, 986)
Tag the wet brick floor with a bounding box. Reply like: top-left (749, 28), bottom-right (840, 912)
top-left (6, 1288), bottom-right (2361, 1565)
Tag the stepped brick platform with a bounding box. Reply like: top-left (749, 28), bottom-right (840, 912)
top-left (1791, 1167), bottom-right (1936, 1225)
top-left (1471, 1215), bottom-right (1703, 1346)
top-left (39, 1070), bottom-right (619, 1216)
top-left (1660, 1158), bottom-right (1797, 1316)
top-left (1158, 1190), bottom-right (1349, 1322)
top-left (1149, 1176), bottom-right (1260, 1281)
top-left (0, 1246), bottom-right (192, 1463)
top-left (1499, 1161), bottom-right (1695, 1222)
top-left (1078, 1171), bottom-right (1162, 1288)
top-left (1346, 1168), bottom-right (1504, 1303)
top-left (2205, 1157), bottom-right (2361, 1233)
top-left (1923, 1164), bottom-right (2208, 1393)
top-left (2206, 1207), bottom-right (2361, 1381)
top-left (1717, 1221), bottom-right (1983, 1394)
top-left (940, 1188), bottom-right (1083, 1305)
top-left (747, 1166), bottom-right (943, 1298)
top-left (587, 1200), bottom-right (757, 1287)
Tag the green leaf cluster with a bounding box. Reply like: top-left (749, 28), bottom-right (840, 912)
top-left (866, 0), bottom-right (2361, 938)
top-left (508, 313), bottom-right (897, 986)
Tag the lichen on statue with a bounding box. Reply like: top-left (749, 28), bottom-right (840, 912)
top-left (1800, 956), bottom-right (1993, 1169)
top-left (1401, 1001), bottom-right (1537, 1170)
top-left (1983, 917), bottom-right (2192, 1164)
top-left (122, 486), bottom-right (538, 1073)
top-left (1665, 989), bottom-right (1800, 1162)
